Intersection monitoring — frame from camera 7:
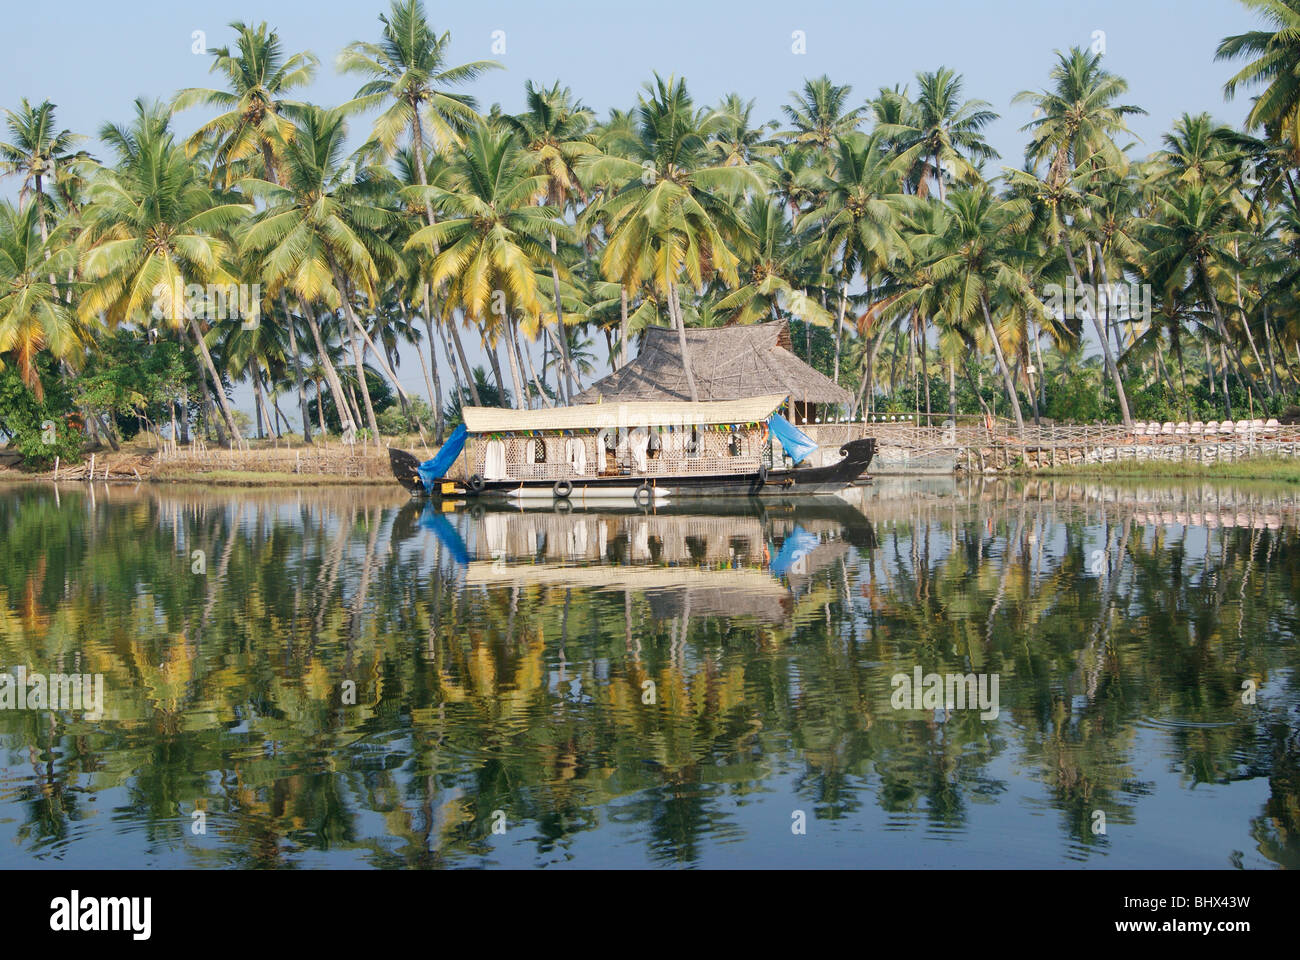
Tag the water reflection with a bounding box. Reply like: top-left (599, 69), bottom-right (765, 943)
top-left (0, 479), bottom-right (1297, 868)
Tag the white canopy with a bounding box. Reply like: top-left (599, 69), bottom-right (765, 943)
top-left (460, 394), bottom-right (787, 434)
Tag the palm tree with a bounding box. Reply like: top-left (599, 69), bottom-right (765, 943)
top-left (931, 185), bottom-right (1039, 433)
top-left (404, 123), bottom-right (559, 409)
top-left (506, 80), bottom-right (596, 403)
top-left (0, 201), bottom-right (81, 400)
top-left (339, 0), bottom-right (500, 409)
top-left (707, 93), bottom-right (778, 167)
top-left (582, 75), bottom-right (760, 402)
top-left (1014, 47), bottom-right (1145, 189)
top-left (173, 22), bottom-right (320, 440)
top-left (1218, 1), bottom-right (1300, 149)
top-left (77, 99), bottom-right (249, 445)
top-left (171, 21), bottom-right (317, 188)
top-left (0, 99), bottom-right (88, 247)
top-left (240, 105), bottom-right (404, 441)
top-left (778, 76), bottom-right (865, 153)
top-left (1004, 159), bottom-right (1134, 425)
top-left (881, 68), bottom-right (998, 199)
top-left (1144, 183), bottom-right (1257, 395)
top-left (715, 196), bottom-right (832, 327)
top-left (802, 131), bottom-right (913, 385)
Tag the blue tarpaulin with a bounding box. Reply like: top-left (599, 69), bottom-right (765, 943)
top-left (767, 414), bottom-right (818, 465)
top-left (417, 424), bottom-right (467, 491)
top-left (770, 526), bottom-right (820, 577)
top-left (418, 504), bottom-right (470, 565)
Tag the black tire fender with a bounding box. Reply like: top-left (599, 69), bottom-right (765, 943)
top-left (553, 479), bottom-right (573, 499)
top-left (468, 474), bottom-right (485, 493)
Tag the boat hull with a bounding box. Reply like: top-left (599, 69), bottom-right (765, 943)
top-left (390, 438), bottom-right (875, 501)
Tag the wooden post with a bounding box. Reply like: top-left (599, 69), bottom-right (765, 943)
top-left (88, 453), bottom-right (95, 482)
top-left (53, 456), bottom-right (59, 481)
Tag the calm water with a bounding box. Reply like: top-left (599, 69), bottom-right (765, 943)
top-left (1, 477), bottom-right (1298, 869)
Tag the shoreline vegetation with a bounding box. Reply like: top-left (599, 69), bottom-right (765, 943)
top-left (4, 0), bottom-right (1300, 486)
top-left (5, 432), bottom-right (1300, 485)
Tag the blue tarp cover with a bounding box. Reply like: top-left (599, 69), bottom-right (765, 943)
top-left (417, 424), bottom-right (467, 491)
top-left (767, 414), bottom-right (818, 465)
top-left (418, 504), bottom-right (470, 565)
top-left (770, 526), bottom-right (820, 577)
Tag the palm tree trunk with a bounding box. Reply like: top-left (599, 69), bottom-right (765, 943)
top-left (314, 377), bottom-right (327, 437)
top-left (414, 292), bottom-right (445, 442)
top-left (1263, 303), bottom-right (1282, 396)
top-left (668, 280), bottom-right (700, 403)
top-left (619, 285), bottom-right (630, 369)
top-left (502, 320), bottom-right (527, 409)
top-left (833, 280), bottom-right (847, 385)
top-left (919, 316), bottom-right (932, 423)
top-left (980, 295), bottom-right (1025, 434)
top-left (485, 338), bottom-right (508, 404)
top-left (518, 323), bottom-right (554, 408)
top-left (188, 319), bottom-right (242, 446)
top-left (1065, 237), bottom-right (1130, 426)
top-left (279, 293), bottom-right (312, 443)
top-left (250, 360), bottom-right (266, 440)
top-left (325, 267), bottom-right (380, 436)
top-left (438, 319), bottom-right (467, 407)
top-left (549, 231), bottom-right (574, 403)
top-left (447, 318), bottom-right (482, 406)
top-left (300, 298), bottom-right (356, 442)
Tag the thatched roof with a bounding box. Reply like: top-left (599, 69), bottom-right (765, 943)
top-left (574, 321), bottom-right (853, 407)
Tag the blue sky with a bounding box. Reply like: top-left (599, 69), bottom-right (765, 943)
top-left (0, 0), bottom-right (1267, 423)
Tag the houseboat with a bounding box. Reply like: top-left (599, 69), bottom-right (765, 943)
top-left (389, 394), bottom-right (875, 504)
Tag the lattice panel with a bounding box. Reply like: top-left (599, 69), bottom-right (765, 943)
top-left (464, 429), bottom-right (770, 481)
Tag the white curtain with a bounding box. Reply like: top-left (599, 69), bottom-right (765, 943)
top-left (484, 440), bottom-right (508, 480)
top-left (567, 519), bottom-right (588, 558)
top-left (565, 438), bottom-right (588, 476)
top-left (629, 427), bottom-right (650, 473)
top-left (484, 512), bottom-right (508, 556)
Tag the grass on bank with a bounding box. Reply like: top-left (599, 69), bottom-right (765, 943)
top-left (1026, 456), bottom-right (1300, 483)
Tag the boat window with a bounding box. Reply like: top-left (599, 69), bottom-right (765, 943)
top-left (533, 438), bottom-right (547, 463)
top-left (728, 432), bottom-right (741, 456)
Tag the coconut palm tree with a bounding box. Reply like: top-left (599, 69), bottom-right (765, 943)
top-left (1144, 183), bottom-right (1257, 393)
top-left (778, 76), bottom-right (866, 154)
top-left (1218, 1), bottom-right (1300, 149)
top-left (339, 0), bottom-right (500, 409)
top-left (581, 75), bottom-right (760, 402)
top-left (240, 105), bottom-right (405, 441)
top-left (404, 123), bottom-right (560, 409)
top-left (1004, 159), bottom-right (1134, 425)
top-left (1014, 47), bottom-right (1145, 189)
top-left (930, 184), bottom-right (1040, 433)
top-left (506, 80), bottom-right (596, 403)
top-left (0, 99), bottom-right (87, 245)
top-left (171, 21), bottom-right (317, 188)
top-left (77, 99), bottom-right (249, 445)
top-left (715, 196), bottom-right (832, 327)
top-left (0, 201), bottom-right (81, 400)
top-left (879, 68), bottom-right (998, 199)
top-left (802, 131), bottom-right (913, 385)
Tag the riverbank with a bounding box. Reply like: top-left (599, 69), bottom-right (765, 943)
top-left (1024, 456), bottom-right (1300, 483)
top-left (0, 434), bottom-right (432, 486)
